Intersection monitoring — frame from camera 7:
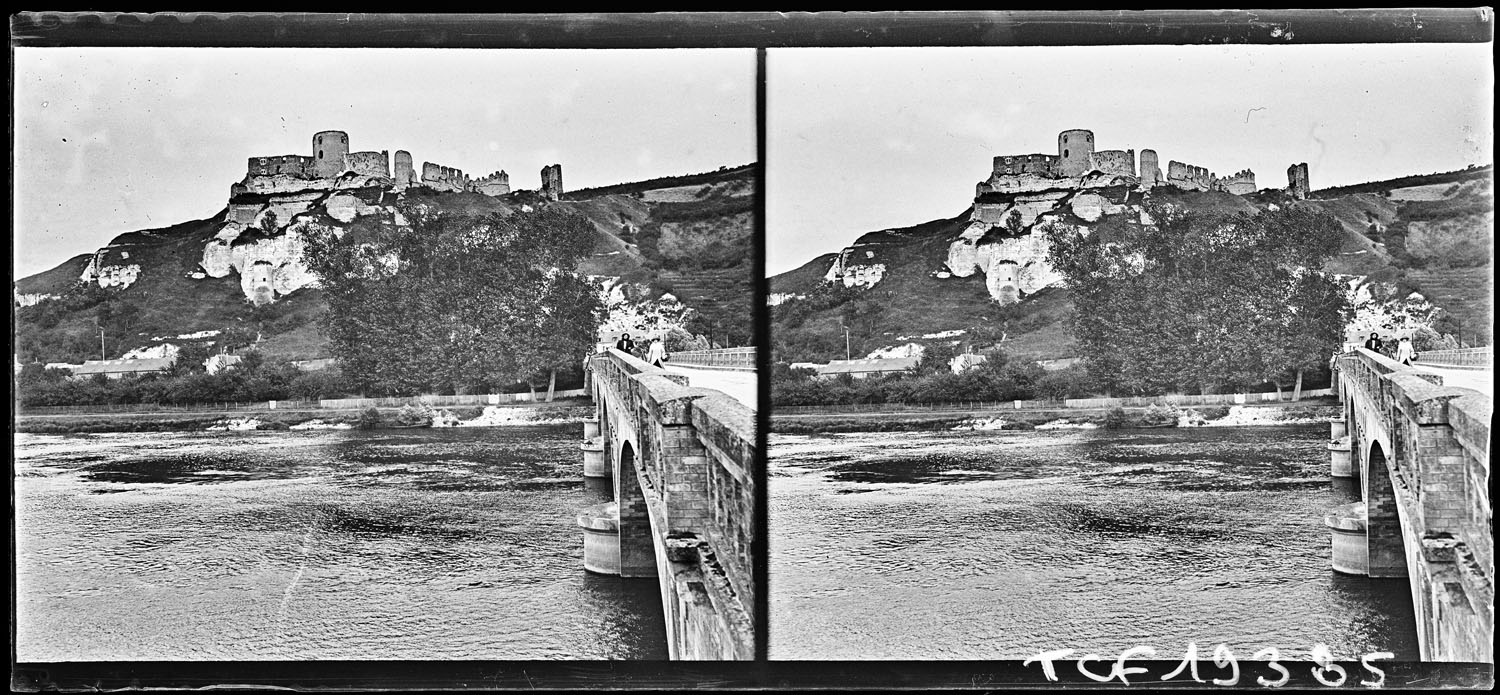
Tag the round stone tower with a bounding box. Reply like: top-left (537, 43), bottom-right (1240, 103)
top-left (1056, 129), bottom-right (1095, 177)
top-left (312, 130), bottom-right (350, 178)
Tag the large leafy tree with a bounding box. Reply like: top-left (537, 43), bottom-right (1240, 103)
top-left (1044, 202), bottom-right (1349, 396)
top-left (302, 202), bottom-right (603, 396)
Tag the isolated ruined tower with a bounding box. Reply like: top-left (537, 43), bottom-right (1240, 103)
top-left (393, 150), bottom-right (416, 190)
top-left (541, 164), bottom-right (564, 201)
top-left (1287, 162), bottom-right (1311, 200)
top-left (1139, 149), bottom-right (1162, 188)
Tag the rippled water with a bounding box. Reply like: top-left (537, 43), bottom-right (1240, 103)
top-left (770, 425), bottom-right (1419, 660)
top-left (14, 426), bottom-right (667, 661)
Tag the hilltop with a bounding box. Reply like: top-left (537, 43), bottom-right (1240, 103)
top-left (14, 144), bottom-right (753, 366)
top-left (771, 153), bottom-right (1492, 366)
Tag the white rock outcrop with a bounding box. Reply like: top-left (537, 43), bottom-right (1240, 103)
top-left (200, 221), bottom-right (322, 304)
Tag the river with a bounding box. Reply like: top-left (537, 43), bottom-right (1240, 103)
top-left (770, 424), bottom-right (1419, 660)
top-left (14, 426), bottom-right (667, 661)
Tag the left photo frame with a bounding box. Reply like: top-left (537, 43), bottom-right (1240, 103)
top-left (13, 44), bottom-right (760, 664)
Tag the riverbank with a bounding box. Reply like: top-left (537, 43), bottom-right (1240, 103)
top-left (771, 399), bottom-right (1340, 434)
top-left (15, 401), bottom-right (594, 434)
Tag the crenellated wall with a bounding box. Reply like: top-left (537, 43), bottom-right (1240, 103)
top-left (472, 170), bottom-right (511, 196)
top-left (421, 162), bottom-right (470, 192)
top-left (1215, 168), bottom-right (1257, 195)
top-left (1166, 160), bottom-right (1212, 191)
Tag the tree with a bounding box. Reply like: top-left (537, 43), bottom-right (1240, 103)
top-left (301, 202), bottom-right (603, 396)
top-left (1044, 202), bottom-right (1348, 396)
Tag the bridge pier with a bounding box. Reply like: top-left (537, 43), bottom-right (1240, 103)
top-left (1324, 502), bottom-right (1369, 575)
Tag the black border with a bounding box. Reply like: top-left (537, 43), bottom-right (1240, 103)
top-left (11, 9), bottom-right (1498, 692)
top-left (9, 10), bottom-right (1495, 48)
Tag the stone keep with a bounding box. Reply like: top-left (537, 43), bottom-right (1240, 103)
top-left (1055, 129), bottom-right (1095, 177)
top-left (542, 164), bottom-right (564, 201)
top-left (312, 131), bottom-right (350, 178)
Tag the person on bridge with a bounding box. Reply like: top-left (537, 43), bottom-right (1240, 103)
top-left (1364, 332), bottom-right (1384, 353)
top-left (615, 333), bottom-right (637, 355)
top-left (646, 337), bottom-right (669, 368)
top-left (1395, 336), bottom-right (1415, 365)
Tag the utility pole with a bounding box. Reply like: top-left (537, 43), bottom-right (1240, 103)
top-left (842, 324), bottom-right (852, 361)
top-left (99, 325), bottom-right (106, 360)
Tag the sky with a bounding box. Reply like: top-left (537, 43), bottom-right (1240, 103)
top-left (767, 44), bottom-right (1494, 276)
top-left (13, 48), bottom-right (755, 279)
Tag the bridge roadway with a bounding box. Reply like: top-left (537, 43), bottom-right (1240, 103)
top-left (581, 348), bottom-right (757, 660)
top-left (1409, 364), bottom-right (1493, 397)
top-left (1333, 348), bottom-right (1492, 662)
top-left (663, 364), bottom-right (757, 410)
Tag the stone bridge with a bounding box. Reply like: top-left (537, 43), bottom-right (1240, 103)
top-left (579, 348), bottom-right (757, 660)
top-left (1332, 347), bottom-right (1492, 662)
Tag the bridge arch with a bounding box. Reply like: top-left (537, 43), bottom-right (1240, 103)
top-left (1362, 441), bottom-right (1410, 578)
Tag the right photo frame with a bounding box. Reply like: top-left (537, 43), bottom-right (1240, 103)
top-left (765, 41), bottom-right (1493, 673)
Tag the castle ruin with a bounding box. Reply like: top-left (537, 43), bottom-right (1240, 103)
top-left (238, 130), bottom-right (546, 199)
top-left (979, 128), bottom-right (1266, 197)
top-left (930, 128), bottom-right (1303, 307)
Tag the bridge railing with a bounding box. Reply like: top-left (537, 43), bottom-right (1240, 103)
top-left (668, 347), bottom-right (756, 371)
top-left (1416, 346), bottom-right (1492, 368)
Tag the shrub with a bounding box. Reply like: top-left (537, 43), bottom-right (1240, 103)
top-left (1104, 406), bottom-right (1129, 430)
top-left (395, 403), bottom-right (434, 427)
top-left (356, 407), bottom-right (383, 430)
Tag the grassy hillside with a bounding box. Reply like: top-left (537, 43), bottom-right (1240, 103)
top-left (15, 165), bottom-right (758, 364)
top-left (772, 166), bottom-right (1495, 365)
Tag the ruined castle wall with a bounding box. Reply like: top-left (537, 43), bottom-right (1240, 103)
top-left (992, 154), bottom-right (1057, 177)
top-left (1139, 149), bottom-right (1162, 188)
top-left (1215, 168), bottom-right (1257, 195)
top-left (1056, 129), bottom-right (1095, 177)
top-left (393, 151), bottom-right (416, 190)
top-left (1091, 149), bottom-right (1136, 177)
top-left (421, 162), bottom-right (470, 192)
top-left (1288, 162), bottom-right (1310, 200)
top-left (1166, 160), bottom-right (1211, 191)
top-left (312, 130), bottom-right (350, 178)
top-left (541, 164), bottom-right (564, 200)
top-left (346, 150), bottom-right (390, 179)
top-left (472, 170), bottom-right (511, 196)
top-left (248, 155), bottom-right (314, 177)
